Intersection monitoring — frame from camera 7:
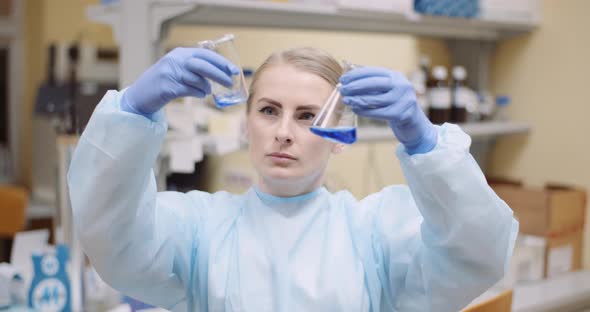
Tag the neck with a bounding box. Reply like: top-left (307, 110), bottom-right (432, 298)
top-left (257, 171), bottom-right (325, 197)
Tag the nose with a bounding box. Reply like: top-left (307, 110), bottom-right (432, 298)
top-left (275, 116), bottom-right (294, 145)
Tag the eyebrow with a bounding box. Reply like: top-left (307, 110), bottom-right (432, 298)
top-left (257, 97), bottom-right (320, 111)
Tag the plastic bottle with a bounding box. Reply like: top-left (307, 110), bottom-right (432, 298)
top-left (451, 65), bottom-right (468, 123)
top-left (427, 66), bottom-right (451, 124)
top-left (494, 95), bottom-right (511, 121)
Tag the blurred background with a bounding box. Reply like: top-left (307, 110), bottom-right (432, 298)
top-left (0, 0), bottom-right (589, 311)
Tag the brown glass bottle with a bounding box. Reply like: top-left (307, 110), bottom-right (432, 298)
top-left (451, 66), bottom-right (467, 123)
top-left (427, 66), bottom-right (451, 125)
top-left (420, 56), bottom-right (433, 87)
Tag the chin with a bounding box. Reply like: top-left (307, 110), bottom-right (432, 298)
top-left (264, 168), bottom-right (302, 181)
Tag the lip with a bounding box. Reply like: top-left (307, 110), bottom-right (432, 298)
top-left (267, 152), bottom-right (297, 160)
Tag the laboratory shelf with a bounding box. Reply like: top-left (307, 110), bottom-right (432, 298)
top-left (87, 0), bottom-right (537, 41)
top-left (86, 0), bottom-right (539, 87)
top-left (171, 1), bottom-right (535, 40)
top-left (357, 121), bottom-right (531, 142)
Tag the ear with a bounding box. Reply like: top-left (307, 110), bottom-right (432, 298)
top-left (331, 142), bottom-right (345, 154)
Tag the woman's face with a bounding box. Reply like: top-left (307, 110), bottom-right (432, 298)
top-left (246, 64), bottom-right (342, 188)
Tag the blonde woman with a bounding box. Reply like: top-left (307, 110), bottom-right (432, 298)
top-left (68, 46), bottom-right (518, 312)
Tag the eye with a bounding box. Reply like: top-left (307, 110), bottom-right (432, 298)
top-left (259, 106), bottom-right (276, 116)
top-left (299, 112), bottom-right (316, 121)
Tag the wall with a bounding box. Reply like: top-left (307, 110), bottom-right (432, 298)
top-left (489, 0), bottom-right (590, 268)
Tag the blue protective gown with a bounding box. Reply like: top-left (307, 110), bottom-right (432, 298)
top-left (68, 90), bottom-right (518, 312)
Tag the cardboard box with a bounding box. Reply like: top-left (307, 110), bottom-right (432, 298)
top-left (490, 181), bottom-right (586, 278)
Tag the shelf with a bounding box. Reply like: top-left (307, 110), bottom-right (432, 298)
top-left (357, 121), bottom-right (531, 142)
top-left (86, 0), bottom-right (539, 86)
top-left (513, 270), bottom-right (590, 312)
top-left (27, 202), bottom-right (56, 219)
top-left (87, 0), bottom-right (537, 41)
top-left (175, 1), bottom-right (535, 40)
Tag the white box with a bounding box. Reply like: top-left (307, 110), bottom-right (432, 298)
top-left (501, 234), bottom-right (546, 288)
top-left (338, 0), bottom-right (414, 16)
top-left (480, 0), bottom-right (541, 23)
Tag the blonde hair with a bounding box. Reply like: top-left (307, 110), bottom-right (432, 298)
top-left (246, 47), bottom-right (343, 111)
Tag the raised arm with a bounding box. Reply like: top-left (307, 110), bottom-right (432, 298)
top-left (68, 47), bottom-right (239, 310)
top-left (362, 124), bottom-right (517, 312)
top-left (68, 90), bottom-right (194, 310)
top-left (341, 68), bottom-right (517, 311)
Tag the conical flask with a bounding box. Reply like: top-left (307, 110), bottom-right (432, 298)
top-left (310, 61), bottom-right (357, 144)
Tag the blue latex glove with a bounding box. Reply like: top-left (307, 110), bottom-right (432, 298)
top-left (121, 47), bottom-right (240, 117)
top-left (340, 67), bottom-right (437, 155)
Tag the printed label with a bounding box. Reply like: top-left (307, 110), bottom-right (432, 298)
top-left (453, 87), bottom-right (472, 108)
top-left (427, 88), bottom-right (451, 109)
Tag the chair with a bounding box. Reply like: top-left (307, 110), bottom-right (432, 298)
top-left (0, 185), bottom-right (28, 237)
top-left (463, 289), bottom-right (513, 312)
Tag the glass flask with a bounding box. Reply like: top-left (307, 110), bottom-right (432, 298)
top-left (310, 61), bottom-right (357, 144)
top-left (198, 34), bottom-right (248, 108)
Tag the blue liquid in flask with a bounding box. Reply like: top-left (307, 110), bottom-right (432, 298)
top-left (310, 126), bottom-right (357, 144)
top-left (214, 91), bottom-right (246, 108)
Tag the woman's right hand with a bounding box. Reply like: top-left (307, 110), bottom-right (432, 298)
top-left (121, 47), bottom-right (239, 117)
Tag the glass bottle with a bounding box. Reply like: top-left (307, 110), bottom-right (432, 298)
top-left (427, 66), bottom-right (451, 124)
top-left (451, 65), bottom-right (468, 123)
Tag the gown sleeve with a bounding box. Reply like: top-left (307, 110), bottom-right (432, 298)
top-left (68, 90), bottom-right (207, 311)
top-left (360, 124), bottom-right (518, 312)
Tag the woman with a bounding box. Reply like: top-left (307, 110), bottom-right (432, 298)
top-left (68, 46), bottom-right (518, 312)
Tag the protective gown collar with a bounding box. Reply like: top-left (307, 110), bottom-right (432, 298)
top-left (253, 186), bottom-right (326, 204)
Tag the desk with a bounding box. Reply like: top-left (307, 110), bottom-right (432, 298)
top-left (512, 270), bottom-right (590, 312)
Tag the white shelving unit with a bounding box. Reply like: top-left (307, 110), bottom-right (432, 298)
top-left (358, 121), bottom-right (530, 142)
top-left (162, 1), bottom-right (535, 39)
top-left (86, 0), bottom-right (538, 86)
top-left (87, 0), bottom-right (536, 42)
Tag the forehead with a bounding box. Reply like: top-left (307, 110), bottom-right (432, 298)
top-left (253, 64), bottom-right (334, 108)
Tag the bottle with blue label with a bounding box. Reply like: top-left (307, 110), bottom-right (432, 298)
top-left (28, 245), bottom-right (71, 312)
top-left (493, 95), bottom-right (511, 121)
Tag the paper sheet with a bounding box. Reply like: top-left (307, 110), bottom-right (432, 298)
top-left (547, 244), bottom-right (573, 277)
top-left (10, 229), bottom-right (50, 288)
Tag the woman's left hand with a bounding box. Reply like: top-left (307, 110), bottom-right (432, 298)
top-left (339, 66), bottom-right (437, 155)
